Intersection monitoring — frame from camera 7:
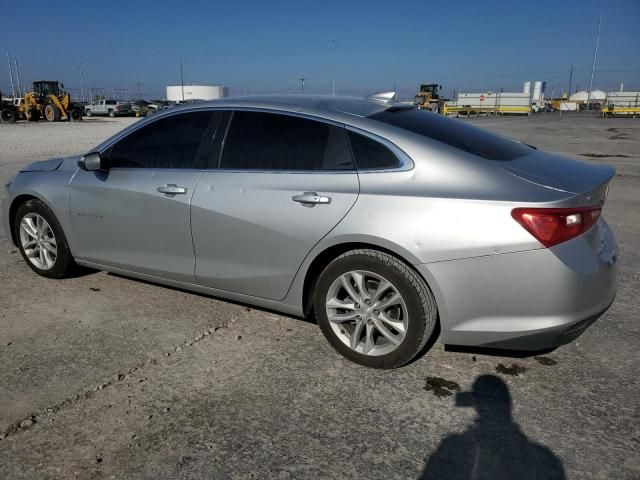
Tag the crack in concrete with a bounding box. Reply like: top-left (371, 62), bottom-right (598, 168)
top-left (0, 312), bottom-right (245, 441)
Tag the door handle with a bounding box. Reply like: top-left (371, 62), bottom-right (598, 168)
top-left (292, 192), bottom-right (331, 205)
top-left (157, 184), bottom-right (187, 195)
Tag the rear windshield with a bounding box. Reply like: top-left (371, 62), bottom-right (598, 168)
top-left (369, 108), bottom-right (533, 161)
top-left (106, 100), bottom-right (117, 105)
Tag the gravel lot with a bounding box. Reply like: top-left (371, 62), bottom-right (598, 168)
top-left (1, 114), bottom-right (639, 480)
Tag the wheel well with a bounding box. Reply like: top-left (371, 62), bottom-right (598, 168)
top-left (8, 195), bottom-right (38, 246)
top-left (302, 242), bottom-right (424, 318)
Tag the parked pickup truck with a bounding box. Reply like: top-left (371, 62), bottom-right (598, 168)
top-left (85, 99), bottom-right (132, 118)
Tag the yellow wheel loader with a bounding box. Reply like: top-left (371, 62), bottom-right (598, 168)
top-left (414, 83), bottom-right (446, 113)
top-left (21, 81), bottom-right (83, 122)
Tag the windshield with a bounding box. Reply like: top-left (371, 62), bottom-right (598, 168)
top-left (369, 108), bottom-right (533, 161)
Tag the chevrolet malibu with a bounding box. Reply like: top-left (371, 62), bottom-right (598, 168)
top-left (2, 95), bottom-right (617, 368)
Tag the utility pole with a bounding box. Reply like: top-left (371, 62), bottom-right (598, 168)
top-left (586, 14), bottom-right (602, 110)
top-left (180, 58), bottom-right (185, 101)
top-left (568, 64), bottom-right (573, 98)
top-left (7, 51), bottom-right (16, 97)
top-left (300, 74), bottom-right (305, 95)
top-left (78, 62), bottom-right (85, 103)
top-left (14, 55), bottom-right (23, 98)
top-left (332, 40), bottom-right (336, 96)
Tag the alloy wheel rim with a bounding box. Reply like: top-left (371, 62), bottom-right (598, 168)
top-left (19, 213), bottom-right (57, 270)
top-left (325, 270), bottom-right (408, 356)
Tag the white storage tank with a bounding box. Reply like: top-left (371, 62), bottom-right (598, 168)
top-left (166, 85), bottom-right (228, 102)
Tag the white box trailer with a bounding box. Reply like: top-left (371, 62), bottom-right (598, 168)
top-left (559, 101), bottom-right (578, 111)
top-left (602, 92), bottom-right (640, 116)
top-left (444, 92), bottom-right (531, 116)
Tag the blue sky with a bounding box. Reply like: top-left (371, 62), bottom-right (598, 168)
top-left (1, 0), bottom-right (638, 100)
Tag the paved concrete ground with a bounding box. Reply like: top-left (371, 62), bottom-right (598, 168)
top-left (0, 114), bottom-right (638, 480)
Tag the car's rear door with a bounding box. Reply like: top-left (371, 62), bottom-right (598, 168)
top-left (190, 110), bottom-right (360, 300)
top-left (69, 110), bottom-right (219, 282)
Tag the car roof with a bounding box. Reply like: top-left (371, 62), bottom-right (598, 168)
top-left (169, 94), bottom-right (402, 120)
top-left (93, 94), bottom-right (422, 156)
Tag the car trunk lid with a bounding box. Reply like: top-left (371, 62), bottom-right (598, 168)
top-left (498, 150), bottom-right (615, 195)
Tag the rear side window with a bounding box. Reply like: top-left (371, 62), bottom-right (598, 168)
top-left (347, 131), bottom-right (399, 170)
top-left (220, 111), bottom-right (354, 171)
top-left (107, 111), bottom-right (213, 169)
top-left (369, 109), bottom-right (532, 161)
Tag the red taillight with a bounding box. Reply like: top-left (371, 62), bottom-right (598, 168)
top-left (511, 207), bottom-right (601, 248)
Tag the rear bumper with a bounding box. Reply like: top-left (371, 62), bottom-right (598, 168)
top-left (417, 220), bottom-right (618, 351)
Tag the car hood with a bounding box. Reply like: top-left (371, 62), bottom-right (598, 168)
top-left (499, 151), bottom-right (615, 194)
top-left (20, 158), bottom-right (65, 172)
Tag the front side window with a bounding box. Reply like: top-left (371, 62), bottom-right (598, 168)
top-left (220, 111), bottom-right (354, 171)
top-left (107, 111), bottom-right (213, 169)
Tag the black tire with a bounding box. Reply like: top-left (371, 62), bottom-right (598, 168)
top-left (314, 249), bottom-right (438, 369)
top-left (1, 108), bottom-right (17, 124)
top-left (108, 109), bottom-right (115, 118)
top-left (26, 108), bottom-right (41, 121)
top-left (69, 109), bottom-right (81, 121)
top-left (13, 199), bottom-right (77, 278)
top-left (44, 104), bottom-right (61, 122)
top-left (85, 109), bottom-right (92, 117)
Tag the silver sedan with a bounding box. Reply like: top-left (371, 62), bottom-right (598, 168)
top-left (2, 95), bottom-right (617, 368)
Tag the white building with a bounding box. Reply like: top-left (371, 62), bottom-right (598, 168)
top-left (166, 85), bottom-right (228, 102)
top-left (569, 90), bottom-right (606, 103)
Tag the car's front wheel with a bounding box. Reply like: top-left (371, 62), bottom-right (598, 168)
top-left (14, 199), bottom-right (77, 278)
top-left (314, 249), bottom-right (438, 369)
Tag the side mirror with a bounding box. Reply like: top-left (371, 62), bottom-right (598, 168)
top-left (78, 152), bottom-right (105, 171)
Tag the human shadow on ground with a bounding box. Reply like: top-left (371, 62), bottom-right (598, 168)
top-left (419, 375), bottom-right (566, 480)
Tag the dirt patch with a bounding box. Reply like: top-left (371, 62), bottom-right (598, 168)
top-left (424, 376), bottom-right (461, 397)
top-left (535, 356), bottom-right (558, 366)
top-left (496, 363), bottom-right (526, 376)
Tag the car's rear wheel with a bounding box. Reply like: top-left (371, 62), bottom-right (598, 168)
top-left (14, 199), bottom-right (76, 278)
top-left (314, 249), bottom-right (438, 369)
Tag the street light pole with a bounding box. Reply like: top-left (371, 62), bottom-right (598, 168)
top-left (332, 40), bottom-right (336, 96)
top-left (14, 55), bottom-right (23, 98)
top-left (586, 14), bottom-right (602, 110)
top-left (180, 58), bottom-right (185, 102)
top-left (6, 51), bottom-right (15, 98)
top-left (79, 62), bottom-right (85, 103)
top-left (568, 64), bottom-right (573, 98)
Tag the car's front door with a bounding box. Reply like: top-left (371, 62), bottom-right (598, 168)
top-left (69, 110), bottom-right (218, 282)
top-left (191, 110), bottom-right (360, 300)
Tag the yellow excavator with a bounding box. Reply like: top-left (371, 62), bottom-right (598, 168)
top-left (414, 83), bottom-right (445, 113)
top-left (21, 81), bottom-right (83, 122)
